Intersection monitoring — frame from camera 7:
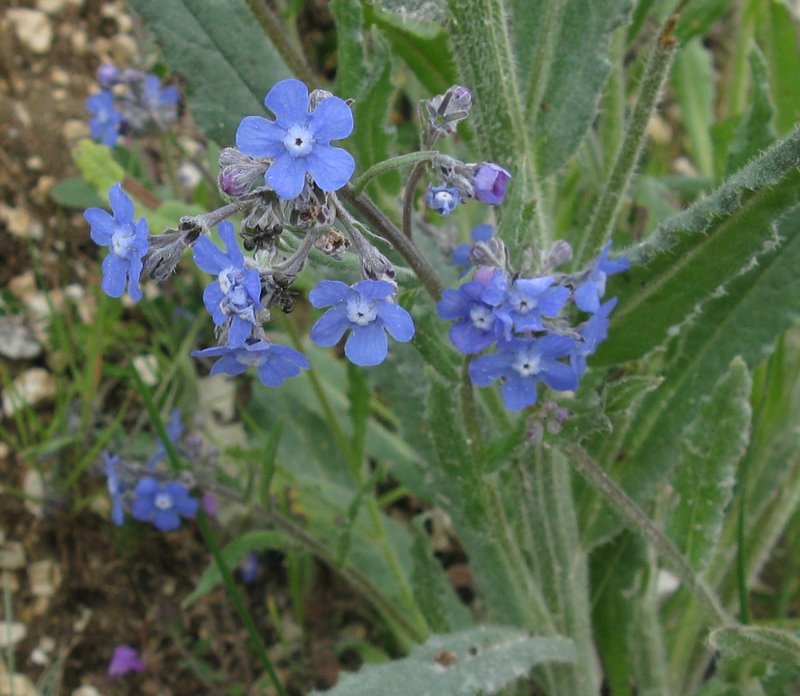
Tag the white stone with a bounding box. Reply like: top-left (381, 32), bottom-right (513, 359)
top-left (2, 367), bottom-right (56, 417)
top-left (50, 66), bottom-right (70, 86)
top-left (8, 9), bottom-right (53, 54)
top-left (0, 668), bottom-right (38, 696)
top-left (0, 317), bottom-right (41, 360)
top-left (23, 470), bottom-right (45, 518)
top-left (62, 119), bottom-right (89, 143)
top-left (29, 559), bottom-right (61, 597)
top-left (37, 0), bottom-right (67, 14)
top-left (0, 542), bottom-right (26, 570)
top-left (0, 204), bottom-right (44, 240)
top-left (0, 623), bottom-right (27, 648)
top-left (133, 354), bottom-right (159, 386)
top-left (71, 686), bottom-right (104, 696)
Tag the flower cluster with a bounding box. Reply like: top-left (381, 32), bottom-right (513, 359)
top-left (87, 64), bottom-right (179, 146)
top-left (438, 241), bottom-right (629, 411)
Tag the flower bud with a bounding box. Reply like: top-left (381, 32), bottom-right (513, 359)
top-left (544, 240), bottom-right (573, 270)
top-left (425, 85), bottom-right (474, 136)
top-left (473, 163), bottom-right (512, 205)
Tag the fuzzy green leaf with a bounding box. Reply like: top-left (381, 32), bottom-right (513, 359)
top-left (127, 0), bottom-right (290, 145)
top-left (709, 625), bottom-right (800, 669)
top-left (311, 627), bottom-right (575, 696)
top-left (665, 357), bottom-right (752, 570)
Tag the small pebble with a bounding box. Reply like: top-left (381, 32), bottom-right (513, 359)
top-left (2, 367), bottom-right (56, 417)
top-left (8, 8), bottom-right (54, 54)
top-left (0, 623), bottom-right (27, 648)
top-left (0, 317), bottom-right (42, 360)
top-left (0, 542), bottom-right (26, 570)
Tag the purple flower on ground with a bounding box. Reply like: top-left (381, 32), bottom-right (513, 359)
top-left (497, 276), bottom-right (570, 338)
top-left (131, 477), bottom-right (198, 532)
top-left (469, 334), bottom-right (578, 411)
top-left (192, 339), bottom-right (310, 387)
top-left (239, 552), bottom-right (261, 584)
top-left (96, 64), bottom-right (120, 87)
top-left (309, 280), bottom-right (415, 366)
top-left (201, 493), bottom-right (218, 517)
top-left (84, 183), bottom-right (149, 301)
top-left (574, 241), bottom-right (630, 313)
top-left (452, 224), bottom-right (494, 272)
top-left (194, 221), bottom-right (262, 346)
top-left (473, 163), bottom-right (511, 205)
top-left (425, 184), bottom-right (461, 216)
top-left (103, 452), bottom-right (125, 526)
top-left (236, 78), bottom-right (355, 200)
top-left (108, 644), bottom-right (145, 677)
top-left (87, 90), bottom-right (122, 146)
top-left (437, 270), bottom-right (507, 354)
top-left (571, 297), bottom-right (618, 377)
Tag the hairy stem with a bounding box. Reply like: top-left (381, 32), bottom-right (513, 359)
top-left (353, 150), bottom-right (439, 197)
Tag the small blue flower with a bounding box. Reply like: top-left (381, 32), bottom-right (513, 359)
top-left (146, 409), bottom-right (183, 470)
top-left (131, 477), bottom-right (198, 532)
top-left (436, 270), bottom-right (506, 354)
top-left (425, 184), bottom-right (461, 216)
top-left (103, 452), bottom-right (125, 526)
top-left (239, 552), bottom-right (261, 585)
top-left (194, 221), bottom-right (262, 346)
top-left (497, 276), bottom-right (570, 337)
top-left (141, 74), bottom-right (179, 127)
top-left (84, 183), bottom-right (149, 301)
top-left (86, 90), bottom-right (122, 146)
top-left (571, 297), bottom-right (617, 377)
top-left (469, 334), bottom-right (578, 411)
top-left (236, 78), bottom-right (355, 200)
top-left (192, 339), bottom-right (310, 387)
top-left (452, 224), bottom-right (494, 272)
top-left (473, 163), bottom-right (511, 205)
top-left (574, 241), bottom-right (630, 313)
top-left (309, 280), bottom-right (415, 366)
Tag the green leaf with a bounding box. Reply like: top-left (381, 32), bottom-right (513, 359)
top-left (709, 625), bottom-right (800, 670)
top-left (73, 139), bottom-right (125, 196)
top-left (310, 626), bottom-right (575, 696)
top-left (50, 178), bottom-right (104, 209)
top-left (672, 38), bottom-right (716, 178)
top-left (674, 0), bottom-right (731, 43)
top-left (509, 0), bottom-right (634, 176)
top-left (427, 372), bottom-right (471, 478)
top-left (183, 530), bottom-right (294, 606)
top-left (757, 0), bottom-right (800, 134)
top-left (127, 0), bottom-right (290, 145)
top-left (665, 357), bottom-right (752, 570)
top-left (596, 124), bottom-right (800, 366)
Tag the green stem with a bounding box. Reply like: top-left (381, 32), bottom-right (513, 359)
top-left (737, 459), bottom-right (751, 624)
top-left (402, 133), bottom-right (439, 239)
top-left (567, 445), bottom-right (732, 626)
top-left (576, 17), bottom-right (678, 265)
top-left (338, 186), bottom-right (445, 300)
top-left (245, 0), bottom-right (317, 86)
top-left (197, 512), bottom-right (288, 696)
top-left (353, 150), bottom-right (440, 197)
top-left (3, 585), bottom-right (16, 696)
top-left (158, 130), bottom-right (182, 200)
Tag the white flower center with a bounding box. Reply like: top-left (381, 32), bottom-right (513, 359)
top-left (469, 304), bottom-right (492, 330)
top-left (433, 191), bottom-right (455, 207)
top-left (154, 492), bottom-right (173, 510)
top-left (513, 295), bottom-right (537, 314)
top-left (346, 297), bottom-right (378, 326)
top-left (512, 350), bottom-right (541, 378)
top-left (111, 228), bottom-right (133, 258)
top-left (283, 125), bottom-right (314, 157)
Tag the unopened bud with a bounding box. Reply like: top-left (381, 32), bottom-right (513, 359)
top-left (425, 85), bottom-right (474, 136)
top-left (545, 240), bottom-right (573, 270)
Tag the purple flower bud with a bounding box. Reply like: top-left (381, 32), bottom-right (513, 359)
top-left (425, 184), bottom-right (461, 216)
top-left (473, 163), bottom-right (512, 205)
top-left (545, 240), bottom-right (573, 270)
top-left (109, 645), bottom-right (145, 677)
top-left (96, 64), bottom-right (120, 87)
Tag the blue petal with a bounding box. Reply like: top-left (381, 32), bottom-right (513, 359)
top-left (126, 255), bottom-right (144, 301)
top-left (306, 144), bottom-right (355, 192)
top-left (159, 85), bottom-right (180, 106)
top-left (539, 360), bottom-right (578, 392)
top-left (191, 345), bottom-right (230, 359)
top-left (131, 498), bottom-right (154, 521)
top-left (437, 288), bottom-right (471, 320)
top-left (218, 221), bottom-right (243, 267)
top-left (538, 285), bottom-right (570, 316)
top-left (471, 224), bottom-right (494, 242)
top-left (228, 316), bottom-right (254, 346)
top-left (353, 279), bottom-right (395, 300)
top-left (235, 115), bottom-right (286, 158)
top-left (101, 253), bottom-right (128, 298)
top-left (449, 321), bottom-right (494, 354)
top-left (210, 354), bottom-right (247, 376)
top-left (269, 344), bottom-right (311, 370)
top-left (109, 183), bottom-right (134, 223)
top-left (257, 353), bottom-right (303, 387)
top-left (535, 333), bottom-right (576, 359)
top-left (194, 237), bottom-right (229, 275)
top-left (133, 218), bottom-right (149, 250)
top-left (309, 307), bottom-right (350, 346)
top-left (309, 96), bottom-right (354, 141)
top-left (514, 276), bottom-right (554, 298)
top-left (376, 303), bottom-right (415, 342)
top-left (468, 352), bottom-right (510, 386)
top-left (153, 510), bottom-right (181, 532)
top-left (574, 280), bottom-right (600, 313)
top-left (502, 376), bottom-right (538, 411)
top-left (202, 282), bottom-right (226, 325)
top-left (345, 322), bottom-right (388, 366)
top-left (84, 208), bottom-right (115, 246)
top-left (266, 154), bottom-right (308, 200)
top-left (243, 269), bottom-right (262, 305)
top-left (265, 78), bottom-right (310, 125)
top-left (309, 280), bottom-right (351, 308)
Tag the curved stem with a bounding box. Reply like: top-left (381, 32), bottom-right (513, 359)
top-left (352, 150), bottom-right (440, 197)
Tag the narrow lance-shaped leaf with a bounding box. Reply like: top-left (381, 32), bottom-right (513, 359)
top-left (310, 626), bottom-right (575, 696)
top-left (709, 625), bottom-right (800, 670)
top-left (127, 0), bottom-right (290, 144)
top-left (665, 357), bottom-right (752, 571)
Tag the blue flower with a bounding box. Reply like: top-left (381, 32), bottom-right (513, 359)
top-left (131, 477), bottom-right (198, 532)
top-left (425, 184), bottom-right (461, 216)
top-left (469, 334), bottom-right (578, 411)
top-left (141, 74), bottom-right (179, 127)
top-left (239, 552), bottom-right (261, 585)
top-left (192, 339), bottom-right (310, 387)
top-left (84, 183), bottom-right (149, 301)
top-left (108, 644), bottom-right (145, 677)
top-left (309, 280), bottom-right (415, 366)
top-left (236, 78), bottom-right (355, 200)
top-left (497, 276), bottom-right (570, 337)
top-left (574, 241), bottom-right (630, 313)
top-left (473, 163), bottom-right (511, 205)
top-left (452, 224), bottom-right (494, 272)
top-left (436, 270), bottom-right (506, 354)
top-left (86, 90), bottom-right (122, 146)
top-left (103, 452), bottom-right (125, 526)
top-left (571, 297), bottom-right (617, 377)
top-left (146, 409), bottom-right (183, 470)
top-left (194, 221), bottom-right (262, 346)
